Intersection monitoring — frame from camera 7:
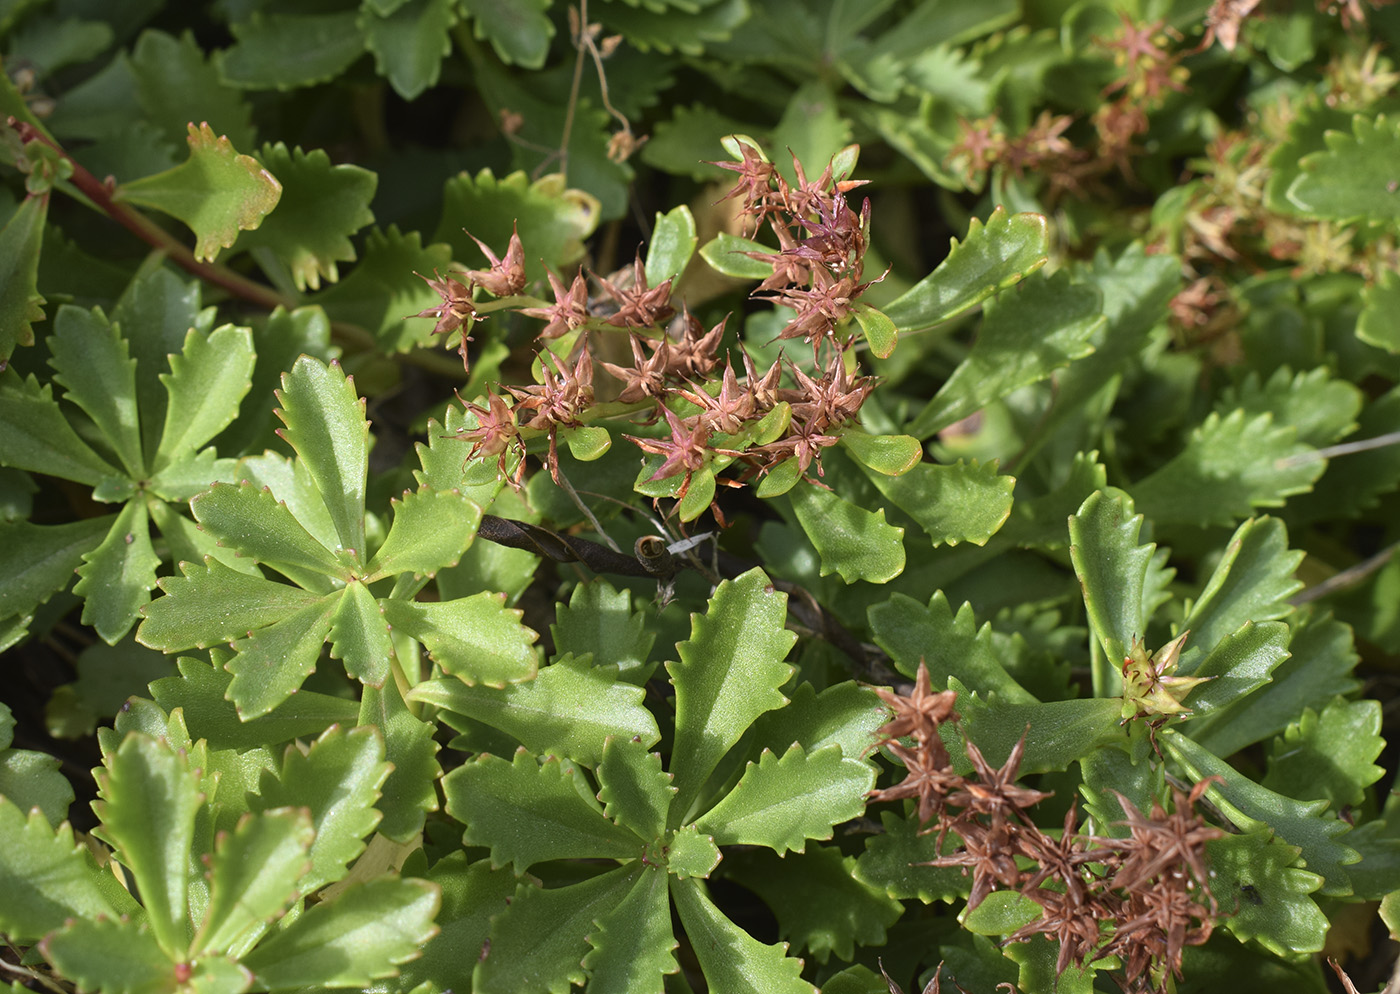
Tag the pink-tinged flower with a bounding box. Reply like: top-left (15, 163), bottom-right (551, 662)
top-left (460, 221), bottom-right (526, 297)
top-left (521, 268), bottom-right (590, 339)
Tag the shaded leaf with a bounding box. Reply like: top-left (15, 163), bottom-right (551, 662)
top-left (238, 144), bottom-right (377, 290)
top-left (461, 0), bottom-right (554, 68)
top-left (0, 193), bottom-right (47, 360)
top-left (0, 372), bottom-right (116, 485)
top-left (908, 270), bottom-right (1102, 438)
top-left (40, 917), bottom-right (175, 994)
top-left (1287, 113), bottom-right (1400, 221)
top-left (854, 809), bottom-right (971, 903)
top-left (551, 578), bottom-right (656, 681)
top-left (0, 517), bottom-right (113, 621)
top-left (74, 497), bottom-right (160, 644)
top-left (1206, 832), bottom-right (1328, 956)
top-left (1262, 698), bottom-right (1384, 809)
top-left (360, 0), bottom-right (456, 100)
top-left (218, 12), bottom-right (366, 90)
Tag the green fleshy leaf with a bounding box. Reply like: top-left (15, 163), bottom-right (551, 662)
top-left (562, 424), bottom-right (612, 462)
top-left (699, 232), bottom-right (774, 280)
top-left (881, 207), bottom-right (1049, 334)
top-left (1132, 411), bottom-right (1323, 527)
top-left (138, 557), bottom-right (322, 652)
top-left (667, 568), bottom-right (796, 825)
top-left (861, 458), bottom-right (1014, 548)
top-left (0, 193), bottom-right (47, 360)
top-left (274, 356), bottom-right (369, 558)
top-left (48, 304), bottom-right (144, 478)
top-left (596, 735), bottom-right (674, 842)
top-left (854, 809), bottom-right (970, 903)
top-left (1179, 622), bottom-right (1291, 736)
top-left (1193, 613), bottom-right (1358, 757)
top-left (360, 0), bottom-right (455, 100)
top-left (1206, 832), bottom-right (1328, 956)
top-left (789, 481), bottom-right (904, 583)
top-left (694, 743), bottom-right (872, 854)
top-left (724, 844), bottom-right (903, 963)
top-left (433, 169), bottom-right (599, 284)
top-left (748, 681), bottom-right (888, 766)
top-left (233, 451), bottom-right (342, 554)
top-left (128, 29), bottom-right (256, 151)
top-left (644, 204), bottom-right (697, 286)
top-left (391, 854), bottom-right (516, 994)
top-left (108, 267), bottom-right (209, 460)
top-left (192, 808), bottom-right (314, 957)
top-left (670, 876), bottom-right (816, 994)
top-left (597, 0), bottom-right (748, 54)
top-left (474, 867), bottom-right (637, 994)
top-left (908, 270), bottom-right (1102, 438)
top-left (1016, 244), bottom-right (1179, 464)
top-left (582, 866), bottom-right (677, 993)
top-left (0, 372), bottom-right (116, 485)
top-left (241, 877), bottom-right (440, 990)
top-left (153, 325), bottom-right (255, 471)
top-left (958, 692), bottom-right (1123, 772)
top-left (0, 744), bottom-right (73, 827)
top-left (0, 517), bottom-right (112, 621)
top-left (1003, 934), bottom-right (1096, 994)
top-left (756, 455), bottom-right (802, 497)
top-left (1218, 366), bottom-right (1362, 449)
top-left (41, 917), bottom-right (176, 994)
top-left (328, 580), bottom-right (392, 688)
top-left (149, 656), bottom-right (358, 752)
top-left (252, 725), bottom-right (391, 893)
top-left (1359, 268), bottom-right (1400, 352)
top-left (551, 578), bottom-right (656, 682)
top-left (1286, 113), bottom-right (1400, 221)
top-left (409, 653), bottom-right (658, 767)
top-left (412, 407), bottom-right (511, 504)
top-left (868, 591), bottom-right (1034, 702)
top-left (461, 0), bottom-right (554, 68)
top-left (238, 143), bottom-right (377, 291)
top-left (1262, 698), bottom-right (1384, 809)
top-left (0, 797), bottom-right (132, 943)
top-left (218, 12), bottom-right (366, 90)
top-left (359, 676), bottom-right (441, 842)
top-left (445, 749), bottom-right (640, 870)
top-left (382, 592), bottom-right (538, 687)
top-left (676, 464), bottom-right (716, 522)
top-left (1069, 489), bottom-right (1155, 668)
top-left (225, 595), bottom-right (339, 718)
top-left (1179, 517), bottom-right (1303, 667)
top-left (665, 823), bottom-right (721, 879)
top-left (365, 488), bottom-right (481, 581)
top-left (838, 429), bottom-right (921, 476)
top-left (313, 226), bottom-right (454, 351)
top-left (852, 301), bottom-right (897, 358)
top-left (93, 733), bottom-right (201, 957)
top-left (74, 497), bottom-right (160, 644)
top-left (117, 123), bottom-right (282, 262)
top-left (1161, 729), bottom-right (1359, 897)
top-left (192, 481), bottom-right (342, 582)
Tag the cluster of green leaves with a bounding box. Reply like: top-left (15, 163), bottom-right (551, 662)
top-left (2, 1), bottom-right (1400, 993)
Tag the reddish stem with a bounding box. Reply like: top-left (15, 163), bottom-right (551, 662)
top-left (8, 116), bottom-right (291, 312)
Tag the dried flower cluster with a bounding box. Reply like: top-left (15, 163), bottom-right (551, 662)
top-left (429, 143), bottom-right (887, 510)
top-left (870, 662), bottom-right (1224, 994)
top-left (414, 223), bottom-right (528, 368)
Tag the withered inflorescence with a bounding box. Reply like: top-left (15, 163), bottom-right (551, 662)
top-left (870, 661), bottom-right (1224, 994)
top-left (419, 141), bottom-right (887, 514)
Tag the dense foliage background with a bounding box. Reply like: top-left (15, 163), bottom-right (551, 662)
top-left (3, 0), bottom-right (1400, 992)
